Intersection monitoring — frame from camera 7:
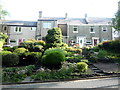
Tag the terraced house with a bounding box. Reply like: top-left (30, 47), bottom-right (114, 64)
top-left (0, 20), bottom-right (37, 46)
top-left (37, 12), bottom-right (114, 48)
top-left (0, 11), bottom-right (117, 47)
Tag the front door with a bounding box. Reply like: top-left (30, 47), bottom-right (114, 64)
top-left (94, 39), bottom-right (97, 46)
top-left (18, 39), bottom-right (22, 45)
top-left (77, 37), bottom-right (85, 48)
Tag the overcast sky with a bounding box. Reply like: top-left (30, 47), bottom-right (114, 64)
top-left (1, 0), bottom-right (120, 21)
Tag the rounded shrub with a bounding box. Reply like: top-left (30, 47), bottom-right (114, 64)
top-left (27, 52), bottom-right (42, 65)
top-left (80, 59), bottom-right (89, 63)
top-left (76, 48), bottom-right (82, 54)
top-left (33, 45), bottom-right (44, 52)
top-left (19, 41), bottom-right (35, 52)
top-left (76, 62), bottom-right (88, 72)
top-left (44, 48), bottom-right (66, 55)
top-left (13, 48), bottom-right (29, 66)
top-left (14, 48), bottom-right (28, 55)
top-left (34, 40), bottom-right (46, 46)
top-left (2, 53), bottom-right (19, 66)
top-left (42, 48), bottom-right (66, 69)
top-left (0, 51), bottom-right (12, 55)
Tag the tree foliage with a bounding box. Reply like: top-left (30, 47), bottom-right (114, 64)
top-left (45, 27), bottom-right (63, 48)
top-left (112, 8), bottom-right (120, 30)
top-left (0, 5), bottom-right (9, 19)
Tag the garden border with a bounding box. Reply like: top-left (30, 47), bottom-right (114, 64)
top-left (2, 73), bottom-right (119, 85)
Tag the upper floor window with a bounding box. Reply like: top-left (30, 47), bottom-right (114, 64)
top-left (31, 27), bottom-right (36, 31)
top-left (102, 27), bottom-right (107, 32)
top-left (3, 26), bottom-right (7, 31)
top-left (43, 23), bottom-right (51, 28)
top-left (14, 27), bottom-right (22, 33)
top-left (90, 26), bottom-right (95, 33)
top-left (73, 26), bottom-right (78, 33)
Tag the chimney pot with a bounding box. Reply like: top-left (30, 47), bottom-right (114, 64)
top-left (39, 11), bottom-right (42, 18)
top-left (65, 13), bottom-right (68, 19)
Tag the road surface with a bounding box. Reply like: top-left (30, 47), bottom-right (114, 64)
top-left (2, 77), bottom-right (120, 89)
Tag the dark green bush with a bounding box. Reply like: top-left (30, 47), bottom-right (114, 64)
top-left (102, 40), bottom-right (120, 54)
top-left (76, 62), bottom-right (88, 73)
top-left (44, 48), bottom-right (66, 55)
top-left (80, 59), bottom-right (89, 63)
top-left (3, 46), bottom-right (18, 52)
top-left (25, 65), bottom-right (35, 75)
top-left (97, 50), bottom-right (108, 59)
top-left (45, 28), bottom-right (63, 49)
top-left (42, 48), bottom-right (66, 69)
top-left (2, 53), bottom-right (19, 66)
top-left (66, 55), bottom-right (84, 63)
top-left (20, 41), bottom-right (35, 52)
top-left (27, 52), bottom-right (42, 65)
top-left (13, 48), bottom-right (29, 66)
top-left (33, 45), bottom-right (44, 52)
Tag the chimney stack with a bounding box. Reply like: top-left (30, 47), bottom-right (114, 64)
top-left (39, 11), bottom-right (42, 18)
top-left (65, 13), bottom-right (68, 19)
top-left (85, 13), bottom-right (87, 18)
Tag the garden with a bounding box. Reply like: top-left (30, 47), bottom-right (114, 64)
top-left (1, 28), bottom-right (120, 84)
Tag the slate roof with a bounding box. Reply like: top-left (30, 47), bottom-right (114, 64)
top-left (85, 17), bottom-right (112, 25)
top-left (47, 17), bottom-right (112, 25)
top-left (1, 20), bottom-right (37, 27)
top-left (38, 17), bottom-right (65, 21)
top-left (58, 18), bottom-right (87, 25)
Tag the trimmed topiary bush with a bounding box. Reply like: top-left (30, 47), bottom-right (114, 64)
top-left (33, 45), bottom-right (44, 52)
top-left (13, 48), bottom-right (28, 55)
top-left (42, 48), bottom-right (66, 69)
top-left (13, 48), bottom-right (29, 66)
top-left (2, 53), bottom-right (19, 66)
top-left (45, 27), bottom-right (63, 49)
top-left (19, 41), bottom-right (35, 52)
top-left (44, 48), bottom-right (66, 55)
top-left (76, 62), bottom-right (88, 73)
top-left (0, 51), bottom-right (12, 55)
top-left (34, 40), bottom-right (46, 46)
top-left (27, 52), bottom-right (42, 65)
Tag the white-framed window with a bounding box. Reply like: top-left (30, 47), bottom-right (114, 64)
top-left (14, 27), bottom-right (22, 33)
top-left (73, 26), bottom-right (78, 33)
top-left (90, 26), bottom-right (95, 33)
top-left (102, 27), bottom-right (107, 32)
top-left (86, 40), bottom-right (92, 44)
top-left (43, 23), bottom-right (51, 28)
top-left (31, 27), bottom-right (36, 31)
top-left (9, 39), bottom-right (16, 43)
top-left (3, 26), bottom-right (7, 31)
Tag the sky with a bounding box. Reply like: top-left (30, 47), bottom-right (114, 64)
top-left (0, 0), bottom-right (120, 21)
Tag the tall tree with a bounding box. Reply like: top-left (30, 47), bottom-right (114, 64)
top-left (112, 10), bottom-right (120, 30)
top-left (0, 5), bottom-right (9, 19)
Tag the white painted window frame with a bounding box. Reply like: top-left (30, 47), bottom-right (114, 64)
top-left (43, 22), bottom-right (52, 28)
top-left (90, 26), bottom-right (95, 33)
top-left (73, 26), bottom-right (78, 33)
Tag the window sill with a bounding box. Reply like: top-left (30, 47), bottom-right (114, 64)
top-left (90, 32), bottom-right (95, 33)
top-left (73, 31), bottom-right (78, 33)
